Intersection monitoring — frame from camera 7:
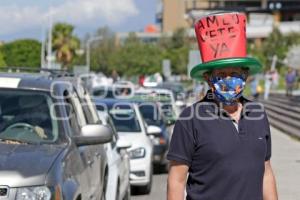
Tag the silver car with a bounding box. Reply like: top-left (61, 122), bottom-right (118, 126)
top-left (0, 73), bottom-right (112, 200)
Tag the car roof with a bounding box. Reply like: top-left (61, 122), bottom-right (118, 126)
top-left (136, 87), bottom-right (172, 94)
top-left (0, 72), bottom-right (76, 91)
top-left (94, 98), bottom-right (137, 106)
top-left (0, 73), bottom-right (54, 91)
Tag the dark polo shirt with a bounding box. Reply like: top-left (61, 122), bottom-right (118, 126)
top-left (167, 91), bottom-right (271, 200)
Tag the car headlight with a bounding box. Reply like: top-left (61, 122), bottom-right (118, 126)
top-left (129, 147), bottom-right (146, 159)
top-left (16, 186), bottom-right (52, 200)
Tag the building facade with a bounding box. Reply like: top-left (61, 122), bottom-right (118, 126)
top-left (157, 0), bottom-right (300, 38)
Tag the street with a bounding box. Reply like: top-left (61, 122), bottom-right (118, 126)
top-left (132, 174), bottom-right (167, 200)
top-left (132, 126), bottom-right (300, 200)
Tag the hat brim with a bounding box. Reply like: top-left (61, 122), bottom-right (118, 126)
top-left (190, 57), bottom-right (262, 80)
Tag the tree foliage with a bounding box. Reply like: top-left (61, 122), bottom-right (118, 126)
top-left (249, 27), bottom-right (300, 71)
top-left (0, 51), bottom-right (6, 67)
top-left (89, 27), bottom-right (117, 74)
top-left (160, 28), bottom-right (190, 75)
top-left (87, 27), bottom-right (191, 76)
top-left (0, 39), bottom-right (41, 68)
top-left (52, 23), bottom-right (80, 68)
top-left (112, 33), bottom-right (163, 75)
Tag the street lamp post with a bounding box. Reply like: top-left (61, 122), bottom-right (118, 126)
top-left (86, 36), bottom-right (103, 72)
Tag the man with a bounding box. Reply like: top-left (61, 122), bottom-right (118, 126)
top-left (167, 12), bottom-right (278, 200)
top-left (285, 68), bottom-right (296, 97)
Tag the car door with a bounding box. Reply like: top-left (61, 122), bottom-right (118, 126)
top-left (106, 117), bottom-right (120, 199)
top-left (107, 118), bottom-right (124, 194)
top-left (77, 89), bottom-right (104, 199)
top-left (70, 90), bottom-right (98, 199)
top-left (64, 90), bottom-right (93, 200)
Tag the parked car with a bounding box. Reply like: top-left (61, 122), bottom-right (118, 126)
top-left (135, 88), bottom-right (180, 117)
top-left (92, 83), bottom-right (135, 100)
top-left (94, 99), bottom-right (155, 194)
top-left (0, 72), bottom-right (112, 200)
top-left (128, 99), bottom-right (171, 171)
top-left (97, 111), bottom-right (131, 200)
top-left (155, 82), bottom-right (187, 111)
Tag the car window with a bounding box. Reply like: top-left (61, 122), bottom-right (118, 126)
top-left (109, 108), bottom-right (141, 133)
top-left (71, 91), bottom-right (87, 127)
top-left (0, 89), bottom-right (59, 144)
top-left (84, 91), bottom-right (100, 124)
top-left (139, 104), bottom-right (162, 127)
top-left (63, 90), bottom-right (87, 136)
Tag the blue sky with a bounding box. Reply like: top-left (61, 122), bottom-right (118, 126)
top-left (0, 0), bottom-right (157, 41)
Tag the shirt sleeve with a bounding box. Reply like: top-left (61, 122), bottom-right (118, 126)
top-left (167, 119), bottom-right (195, 167)
top-left (264, 112), bottom-right (272, 161)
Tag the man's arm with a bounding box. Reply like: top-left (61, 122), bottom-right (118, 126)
top-left (167, 161), bottom-right (189, 200)
top-left (263, 161), bottom-right (278, 200)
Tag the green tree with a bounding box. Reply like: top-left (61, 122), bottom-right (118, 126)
top-left (52, 22), bottom-right (80, 67)
top-left (159, 28), bottom-right (190, 74)
top-left (0, 51), bottom-right (7, 67)
top-left (250, 27), bottom-right (300, 71)
top-left (89, 26), bottom-right (117, 74)
top-left (110, 33), bottom-right (162, 76)
top-left (1, 39), bottom-right (41, 67)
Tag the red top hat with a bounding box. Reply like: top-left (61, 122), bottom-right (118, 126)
top-left (190, 12), bottom-right (261, 79)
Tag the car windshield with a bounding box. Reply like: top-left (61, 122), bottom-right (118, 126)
top-left (139, 104), bottom-right (162, 127)
top-left (0, 89), bottom-right (59, 144)
top-left (93, 87), bottom-right (133, 99)
top-left (109, 109), bottom-right (141, 133)
top-left (135, 92), bottom-right (172, 104)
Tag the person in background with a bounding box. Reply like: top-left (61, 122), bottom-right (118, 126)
top-left (264, 70), bottom-right (273, 100)
top-left (139, 74), bottom-right (145, 86)
top-left (194, 81), bottom-right (206, 101)
top-left (111, 69), bottom-right (120, 83)
top-left (271, 69), bottom-right (279, 90)
top-left (296, 69), bottom-right (300, 90)
top-left (285, 68), bottom-right (296, 97)
top-left (249, 75), bottom-right (259, 100)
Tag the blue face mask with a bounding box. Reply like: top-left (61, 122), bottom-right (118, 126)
top-left (210, 76), bottom-right (246, 105)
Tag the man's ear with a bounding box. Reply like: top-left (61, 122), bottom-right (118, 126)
top-left (203, 72), bottom-right (214, 90)
top-left (243, 68), bottom-right (250, 81)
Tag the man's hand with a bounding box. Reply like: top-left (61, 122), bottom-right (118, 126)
top-left (167, 161), bottom-right (189, 200)
top-left (263, 161), bottom-right (278, 200)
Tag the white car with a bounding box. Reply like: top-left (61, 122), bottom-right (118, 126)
top-left (97, 111), bottom-right (131, 200)
top-left (94, 99), bottom-right (156, 194)
top-left (135, 87), bottom-right (180, 117)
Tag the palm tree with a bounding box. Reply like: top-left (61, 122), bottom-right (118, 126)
top-left (52, 23), bottom-right (80, 68)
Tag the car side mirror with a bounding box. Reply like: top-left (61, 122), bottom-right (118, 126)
top-left (116, 140), bottom-right (132, 152)
top-left (74, 124), bottom-right (113, 146)
top-left (146, 125), bottom-right (162, 136)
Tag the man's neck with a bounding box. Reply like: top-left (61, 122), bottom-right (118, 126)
top-left (223, 103), bottom-right (243, 122)
top-left (223, 103), bottom-right (240, 114)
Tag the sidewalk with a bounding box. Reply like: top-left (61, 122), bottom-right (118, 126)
top-left (271, 126), bottom-right (300, 200)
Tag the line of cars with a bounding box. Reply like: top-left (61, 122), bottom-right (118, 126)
top-left (0, 70), bottom-right (184, 200)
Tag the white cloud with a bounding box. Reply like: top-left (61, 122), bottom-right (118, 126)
top-left (0, 0), bottom-right (139, 36)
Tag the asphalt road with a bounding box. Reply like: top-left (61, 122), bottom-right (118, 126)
top-left (132, 173), bottom-right (168, 200)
